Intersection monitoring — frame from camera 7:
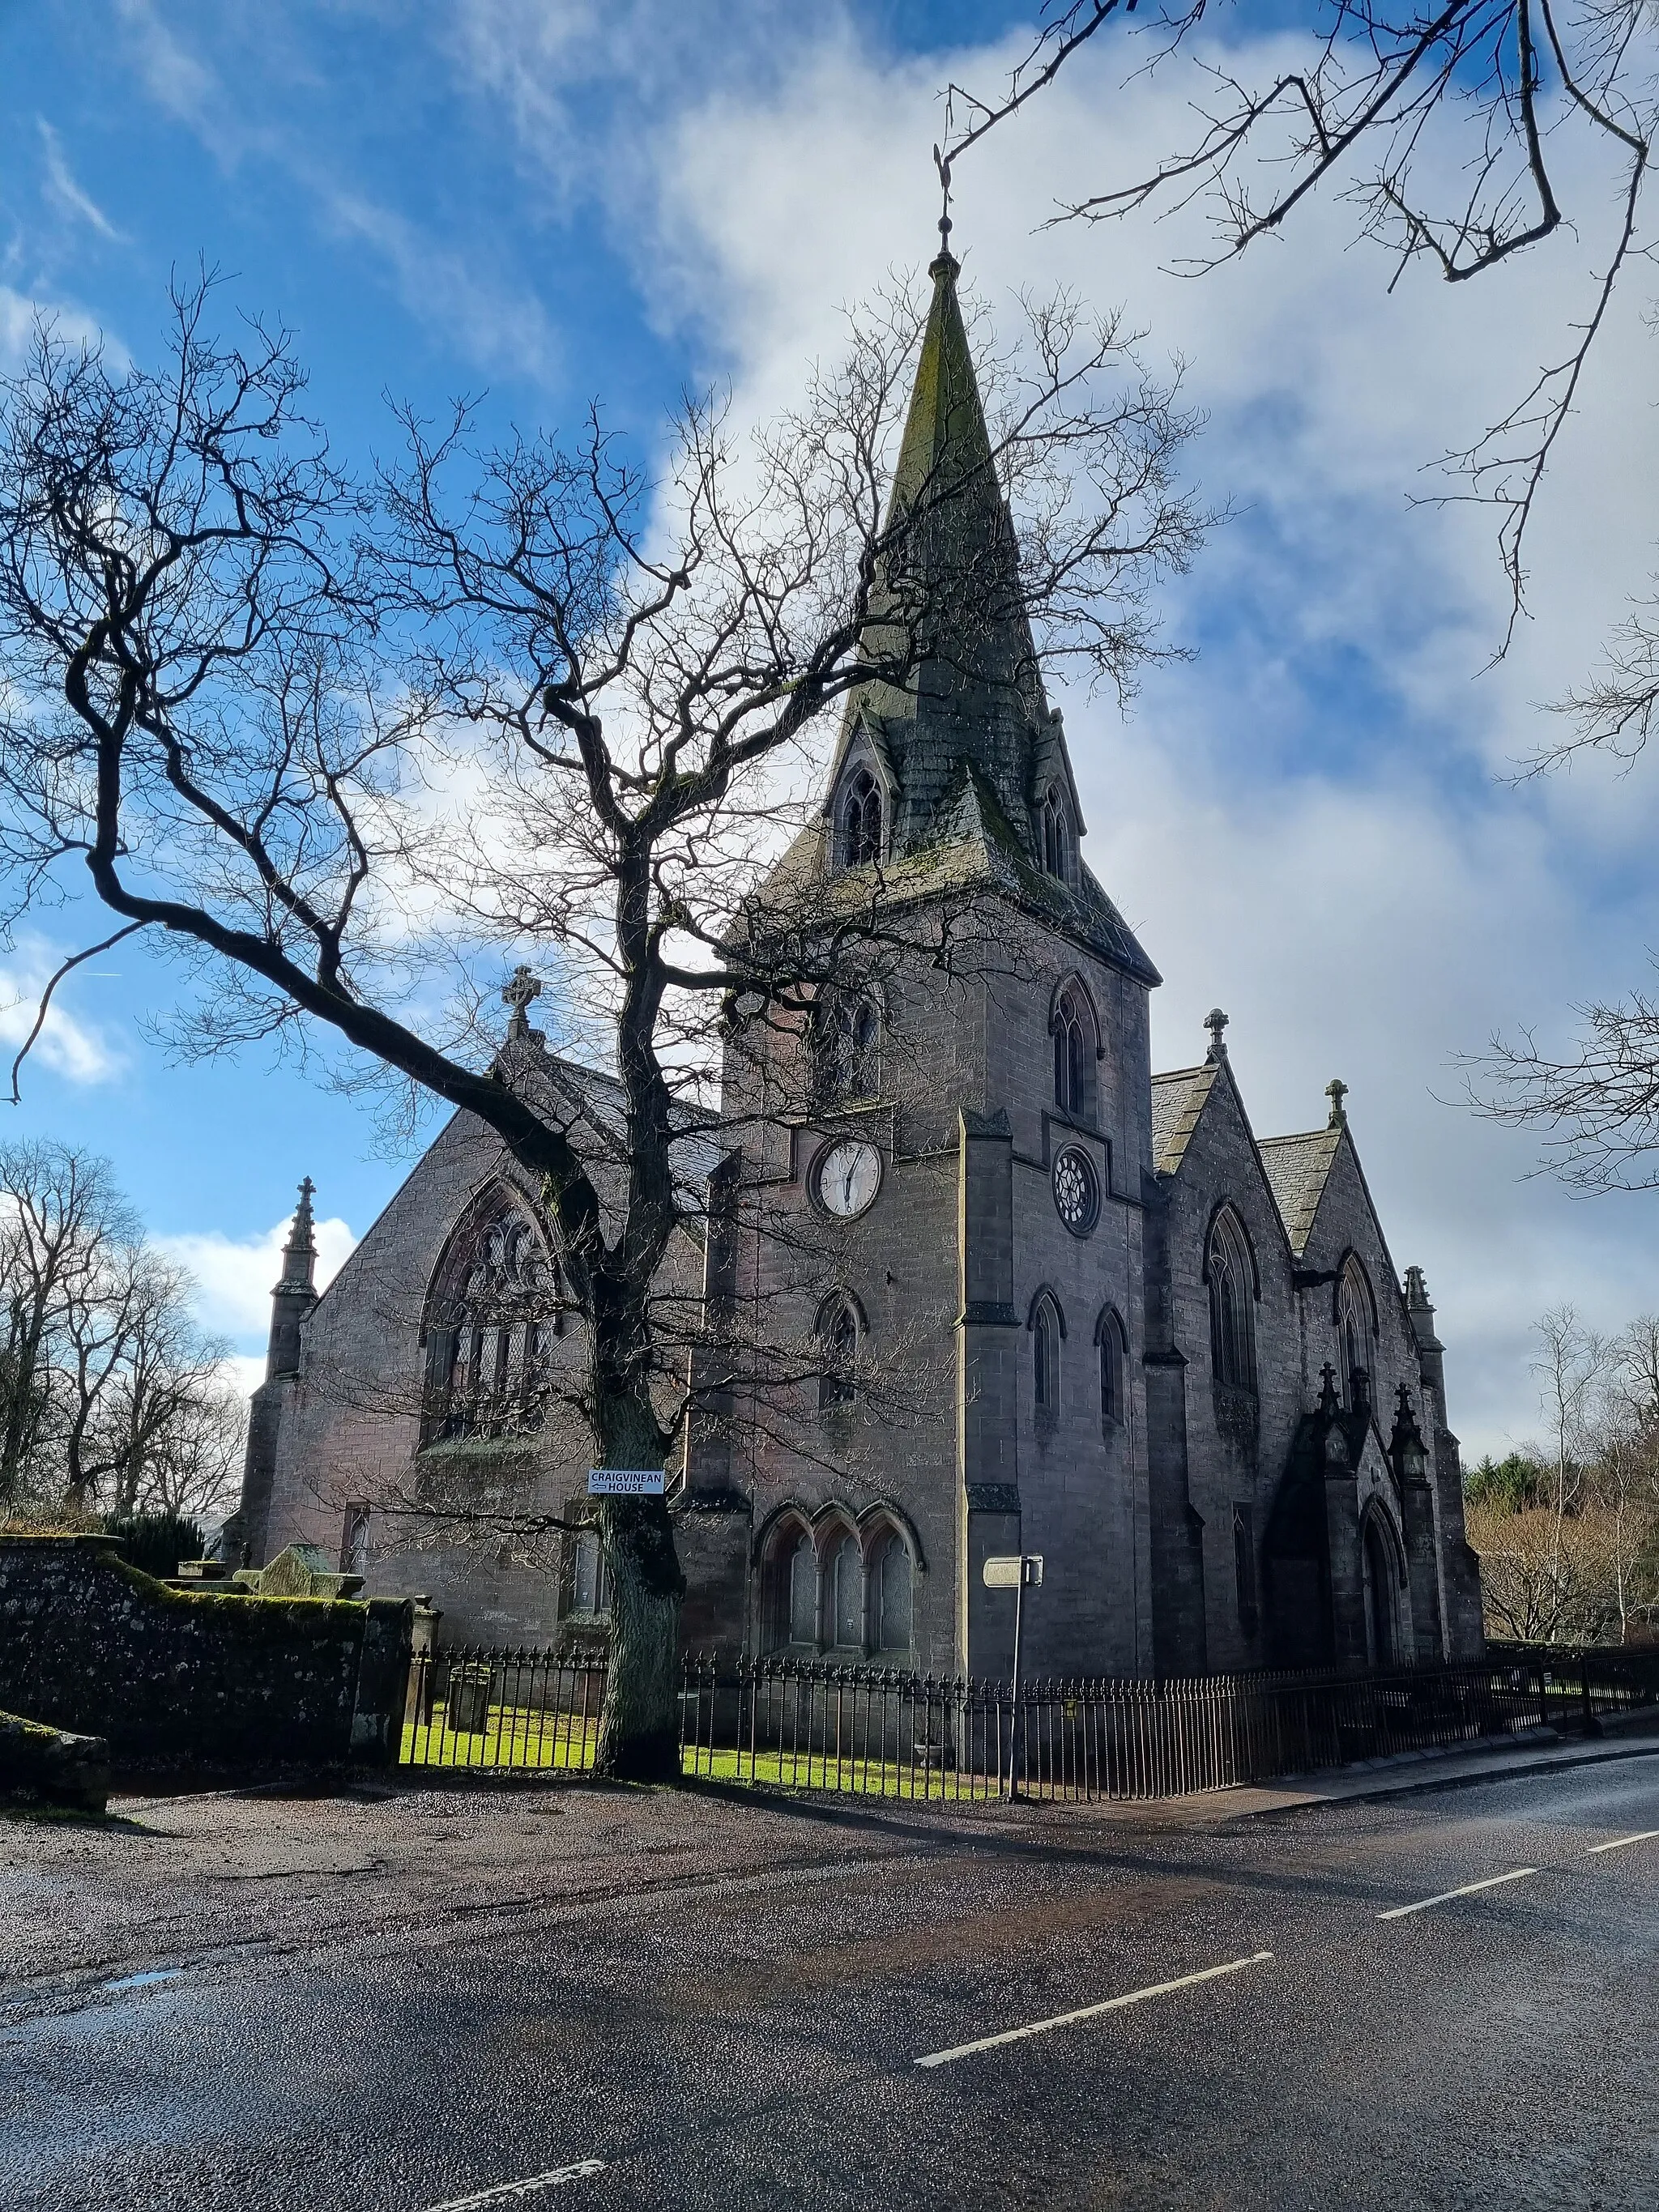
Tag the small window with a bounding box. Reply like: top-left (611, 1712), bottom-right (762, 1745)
top-left (819, 1296), bottom-right (860, 1409)
top-left (788, 1535), bottom-right (817, 1645)
top-left (572, 1528), bottom-right (608, 1616)
top-left (841, 768), bottom-right (883, 867)
top-left (832, 1535), bottom-right (863, 1647)
top-left (876, 1535), bottom-right (913, 1652)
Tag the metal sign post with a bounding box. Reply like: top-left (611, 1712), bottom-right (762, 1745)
top-left (983, 1554), bottom-right (1043, 1801)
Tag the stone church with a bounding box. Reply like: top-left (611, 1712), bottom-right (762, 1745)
top-left (237, 244), bottom-right (1485, 1684)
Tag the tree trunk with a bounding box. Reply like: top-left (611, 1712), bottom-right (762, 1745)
top-left (590, 1390), bottom-right (684, 1784)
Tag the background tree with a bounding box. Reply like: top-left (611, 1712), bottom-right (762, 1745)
top-left (0, 272), bottom-right (1205, 1776)
top-left (0, 1140), bottom-right (242, 1528)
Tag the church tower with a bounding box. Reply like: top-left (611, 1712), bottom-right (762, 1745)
top-left (702, 240), bottom-right (1162, 1681)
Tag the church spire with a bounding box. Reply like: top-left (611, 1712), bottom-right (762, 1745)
top-left (839, 223), bottom-right (1051, 859)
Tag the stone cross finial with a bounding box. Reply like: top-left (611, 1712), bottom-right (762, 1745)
top-left (285, 1176), bottom-right (316, 1255)
top-left (502, 965), bottom-right (542, 1040)
top-left (1326, 1077), bottom-right (1348, 1128)
top-left (1204, 1008), bottom-right (1229, 1061)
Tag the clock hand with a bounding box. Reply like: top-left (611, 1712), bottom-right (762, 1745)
top-left (841, 1159), bottom-right (857, 1208)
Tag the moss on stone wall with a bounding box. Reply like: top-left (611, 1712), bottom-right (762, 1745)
top-left (0, 1535), bottom-right (410, 1769)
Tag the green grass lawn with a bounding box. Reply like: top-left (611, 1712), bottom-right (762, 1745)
top-left (401, 1700), bottom-right (1004, 1798)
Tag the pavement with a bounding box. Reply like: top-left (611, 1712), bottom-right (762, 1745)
top-left (3, 1727), bottom-right (1657, 2210)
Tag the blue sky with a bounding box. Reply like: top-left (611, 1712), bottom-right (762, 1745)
top-left (4, 1), bottom-right (1658, 1447)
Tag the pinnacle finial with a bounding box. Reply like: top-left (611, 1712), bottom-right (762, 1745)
top-left (286, 1177), bottom-right (316, 1254)
top-left (932, 143), bottom-right (953, 258)
top-left (1326, 1076), bottom-right (1348, 1128)
top-left (502, 964), bottom-right (543, 1041)
top-left (1204, 1008), bottom-right (1229, 1061)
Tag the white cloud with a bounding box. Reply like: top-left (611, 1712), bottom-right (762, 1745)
top-left (37, 121), bottom-right (122, 241)
top-left (606, 23), bottom-right (1659, 1456)
top-left (0, 938), bottom-right (126, 1087)
top-left (157, 1210), bottom-right (356, 1349)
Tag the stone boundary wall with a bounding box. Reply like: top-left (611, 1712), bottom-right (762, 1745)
top-left (0, 1535), bottom-right (412, 1770)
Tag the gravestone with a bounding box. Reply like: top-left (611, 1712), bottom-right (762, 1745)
top-left (232, 1544), bottom-right (365, 1600)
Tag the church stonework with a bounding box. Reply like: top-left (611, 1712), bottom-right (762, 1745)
top-left (238, 248), bottom-right (1484, 1678)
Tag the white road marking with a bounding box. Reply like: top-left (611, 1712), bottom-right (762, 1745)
top-left (914, 1950), bottom-right (1274, 2069)
top-left (425, 2161), bottom-right (608, 2209)
top-left (1588, 1829), bottom-right (1659, 1855)
top-left (1378, 1868), bottom-right (1538, 1920)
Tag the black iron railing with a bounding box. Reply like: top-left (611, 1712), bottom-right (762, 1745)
top-left (400, 1642), bottom-right (1659, 1796)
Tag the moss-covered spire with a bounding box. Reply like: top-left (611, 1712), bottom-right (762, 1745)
top-left (837, 242), bottom-right (1058, 860)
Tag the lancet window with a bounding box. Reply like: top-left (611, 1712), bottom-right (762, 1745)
top-left (840, 768), bottom-right (884, 867)
top-left (818, 1294), bottom-right (861, 1410)
top-left (1098, 1308), bottom-right (1126, 1427)
top-left (1337, 1256), bottom-right (1375, 1409)
top-left (1039, 785), bottom-right (1077, 887)
top-left (814, 991), bottom-right (881, 1104)
top-left (1032, 1291), bottom-right (1063, 1413)
top-left (424, 1198), bottom-right (560, 1443)
top-left (1207, 1208), bottom-right (1257, 1395)
top-left (1052, 982), bottom-right (1094, 1119)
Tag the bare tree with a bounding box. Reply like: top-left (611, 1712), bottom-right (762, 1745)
top-left (941, 2), bottom-right (1654, 637)
top-left (938, 7), bottom-right (1659, 1186)
top-left (1531, 1302), bottom-right (1608, 1588)
top-left (0, 271), bottom-right (1205, 1776)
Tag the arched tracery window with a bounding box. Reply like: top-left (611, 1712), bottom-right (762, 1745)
top-left (840, 768), bottom-right (883, 867)
top-left (425, 1198), bottom-right (560, 1442)
top-left (818, 1294), bottom-right (861, 1410)
top-left (1052, 983), bottom-right (1092, 1118)
top-left (1337, 1256), bottom-right (1375, 1409)
top-left (814, 991), bottom-right (881, 1103)
top-left (1207, 1208), bottom-right (1257, 1395)
top-left (1039, 786), bottom-right (1077, 886)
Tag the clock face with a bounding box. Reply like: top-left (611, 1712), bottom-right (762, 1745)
top-left (1052, 1145), bottom-right (1099, 1236)
top-left (816, 1138), bottom-right (882, 1219)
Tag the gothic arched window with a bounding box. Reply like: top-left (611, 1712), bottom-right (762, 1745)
top-left (873, 1531), bottom-right (913, 1652)
top-left (1032, 1291), bottom-right (1063, 1413)
top-left (1039, 786), bottom-right (1076, 886)
top-left (818, 1294), bottom-right (861, 1409)
top-left (788, 1532), bottom-right (818, 1646)
top-left (1051, 982), bottom-right (1094, 1118)
top-left (831, 1532), bottom-right (864, 1647)
top-left (814, 991), bottom-right (881, 1103)
top-left (424, 1198), bottom-right (560, 1443)
top-left (1207, 1208), bottom-right (1257, 1395)
top-left (1098, 1308), bottom-right (1126, 1427)
top-left (1337, 1256), bottom-right (1375, 1409)
top-left (840, 768), bottom-right (884, 867)
top-left (571, 1528), bottom-right (609, 1617)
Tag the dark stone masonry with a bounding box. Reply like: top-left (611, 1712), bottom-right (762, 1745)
top-left (0, 1534), bottom-right (412, 1770)
top-left (234, 246), bottom-right (1484, 1684)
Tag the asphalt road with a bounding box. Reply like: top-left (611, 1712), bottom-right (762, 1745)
top-left (5, 1754), bottom-right (1657, 2211)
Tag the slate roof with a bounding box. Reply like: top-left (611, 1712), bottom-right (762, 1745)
top-left (1256, 1127), bottom-right (1344, 1258)
top-left (1149, 1062), bottom-right (1220, 1176)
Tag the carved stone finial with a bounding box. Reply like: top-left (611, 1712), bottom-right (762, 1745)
top-left (285, 1177), bottom-right (316, 1256)
top-left (1204, 1008), bottom-right (1229, 1062)
top-left (1326, 1076), bottom-right (1348, 1128)
top-left (1317, 1361), bottom-right (1341, 1417)
top-left (502, 964), bottom-right (543, 1040)
top-left (1403, 1264), bottom-right (1431, 1310)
